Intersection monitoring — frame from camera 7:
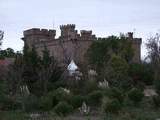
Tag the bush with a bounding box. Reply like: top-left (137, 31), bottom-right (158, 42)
top-left (0, 95), bottom-right (15, 110)
top-left (84, 79), bottom-right (98, 94)
top-left (128, 88), bottom-right (144, 105)
top-left (102, 97), bottom-right (122, 114)
top-left (53, 88), bottom-right (71, 102)
top-left (39, 95), bottom-right (53, 111)
top-left (107, 88), bottom-right (124, 103)
top-left (152, 95), bottom-right (160, 108)
top-left (23, 94), bottom-right (40, 112)
top-left (129, 63), bottom-right (154, 86)
top-left (69, 95), bottom-right (87, 109)
top-left (154, 79), bottom-right (160, 95)
top-left (54, 101), bottom-right (73, 116)
top-left (88, 90), bottom-right (103, 106)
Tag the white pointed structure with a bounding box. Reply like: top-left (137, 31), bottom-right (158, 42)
top-left (67, 60), bottom-right (78, 76)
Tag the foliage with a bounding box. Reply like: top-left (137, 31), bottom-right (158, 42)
top-left (105, 55), bottom-right (132, 90)
top-left (83, 78), bottom-right (98, 94)
top-left (129, 63), bottom-right (154, 85)
top-left (39, 46), bottom-right (63, 94)
top-left (127, 88), bottom-right (144, 105)
top-left (0, 111), bottom-right (28, 120)
top-left (39, 95), bottom-right (53, 111)
top-left (22, 45), bottom-right (41, 95)
top-left (146, 33), bottom-right (160, 94)
top-left (154, 77), bottom-right (160, 95)
top-left (88, 90), bottom-right (103, 106)
top-left (0, 95), bottom-right (15, 110)
top-left (87, 36), bottom-right (133, 72)
top-left (106, 88), bottom-right (124, 103)
top-left (54, 101), bottom-right (73, 116)
top-left (23, 94), bottom-right (40, 112)
top-left (0, 48), bottom-right (16, 59)
top-left (53, 88), bottom-right (71, 102)
top-left (102, 97), bottom-right (122, 114)
top-left (69, 95), bottom-right (87, 109)
top-left (21, 45), bottom-right (63, 96)
top-left (152, 95), bottom-right (160, 108)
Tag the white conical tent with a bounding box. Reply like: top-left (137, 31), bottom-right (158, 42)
top-left (67, 60), bottom-right (78, 75)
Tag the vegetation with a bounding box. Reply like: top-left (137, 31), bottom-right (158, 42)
top-left (102, 97), bottom-right (122, 114)
top-left (54, 101), bottom-right (73, 116)
top-left (0, 34), bottom-right (159, 119)
top-left (127, 88), bottom-right (144, 105)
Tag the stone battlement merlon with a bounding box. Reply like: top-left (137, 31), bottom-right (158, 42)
top-left (23, 28), bottom-right (56, 37)
top-left (60, 24), bottom-right (76, 30)
top-left (80, 30), bottom-right (93, 37)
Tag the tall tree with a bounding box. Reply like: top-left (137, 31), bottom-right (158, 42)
top-left (22, 45), bottom-right (41, 95)
top-left (39, 45), bottom-right (63, 94)
top-left (146, 33), bottom-right (160, 94)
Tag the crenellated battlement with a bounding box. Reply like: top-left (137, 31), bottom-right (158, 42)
top-left (23, 28), bottom-right (56, 37)
top-left (80, 30), bottom-right (92, 36)
top-left (60, 24), bottom-right (75, 30)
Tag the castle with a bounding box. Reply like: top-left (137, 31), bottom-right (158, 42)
top-left (22, 24), bottom-right (142, 65)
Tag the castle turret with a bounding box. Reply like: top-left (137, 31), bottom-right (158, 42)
top-left (60, 24), bottom-right (77, 40)
top-left (127, 32), bottom-right (142, 63)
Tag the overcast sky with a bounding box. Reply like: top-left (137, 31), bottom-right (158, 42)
top-left (1, 0), bottom-right (160, 58)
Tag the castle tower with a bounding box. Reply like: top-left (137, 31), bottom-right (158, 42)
top-left (127, 32), bottom-right (142, 63)
top-left (22, 28), bottom-right (56, 48)
top-left (59, 24), bottom-right (77, 40)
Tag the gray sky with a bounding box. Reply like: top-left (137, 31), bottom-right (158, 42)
top-left (1, 0), bottom-right (160, 58)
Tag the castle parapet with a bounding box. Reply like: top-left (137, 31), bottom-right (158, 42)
top-left (81, 30), bottom-right (92, 36)
top-left (23, 28), bottom-right (56, 38)
top-left (80, 30), bottom-right (96, 40)
top-left (60, 24), bottom-right (75, 31)
top-left (128, 32), bottom-right (133, 39)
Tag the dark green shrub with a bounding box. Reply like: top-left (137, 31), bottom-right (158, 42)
top-left (0, 95), bottom-right (15, 110)
top-left (70, 95), bottom-right (87, 109)
top-left (54, 101), bottom-right (73, 116)
top-left (39, 95), bottom-right (53, 111)
top-left (128, 88), bottom-right (144, 105)
top-left (53, 88), bottom-right (71, 102)
top-left (23, 94), bottom-right (40, 112)
top-left (84, 79), bottom-right (98, 94)
top-left (103, 97), bottom-right (122, 114)
top-left (107, 88), bottom-right (124, 103)
top-left (154, 79), bottom-right (160, 95)
top-left (88, 90), bottom-right (103, 106)
top-left (129, 63), bottom-right (154, 86)
top-left (152, 95), bottom-right (160, 108)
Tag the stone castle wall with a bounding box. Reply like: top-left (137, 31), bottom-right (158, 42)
top-left (22, 24), bottom-right (142, 65)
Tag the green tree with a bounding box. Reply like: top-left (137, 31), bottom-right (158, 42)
top-left (105, 55), bottom-right (132, 89)
top-left (129, 62), bottom-right (154, 85)
top-left (87, 36), bottom-right (133, 74)
top-left (39, 45), bottom-right (63, 94)
top-left (146, 33), bottom-right (160, 94)
top-left (22, 45), bottom-right (41, 96)
top-left (0, 48), bottom-right (15, 59)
